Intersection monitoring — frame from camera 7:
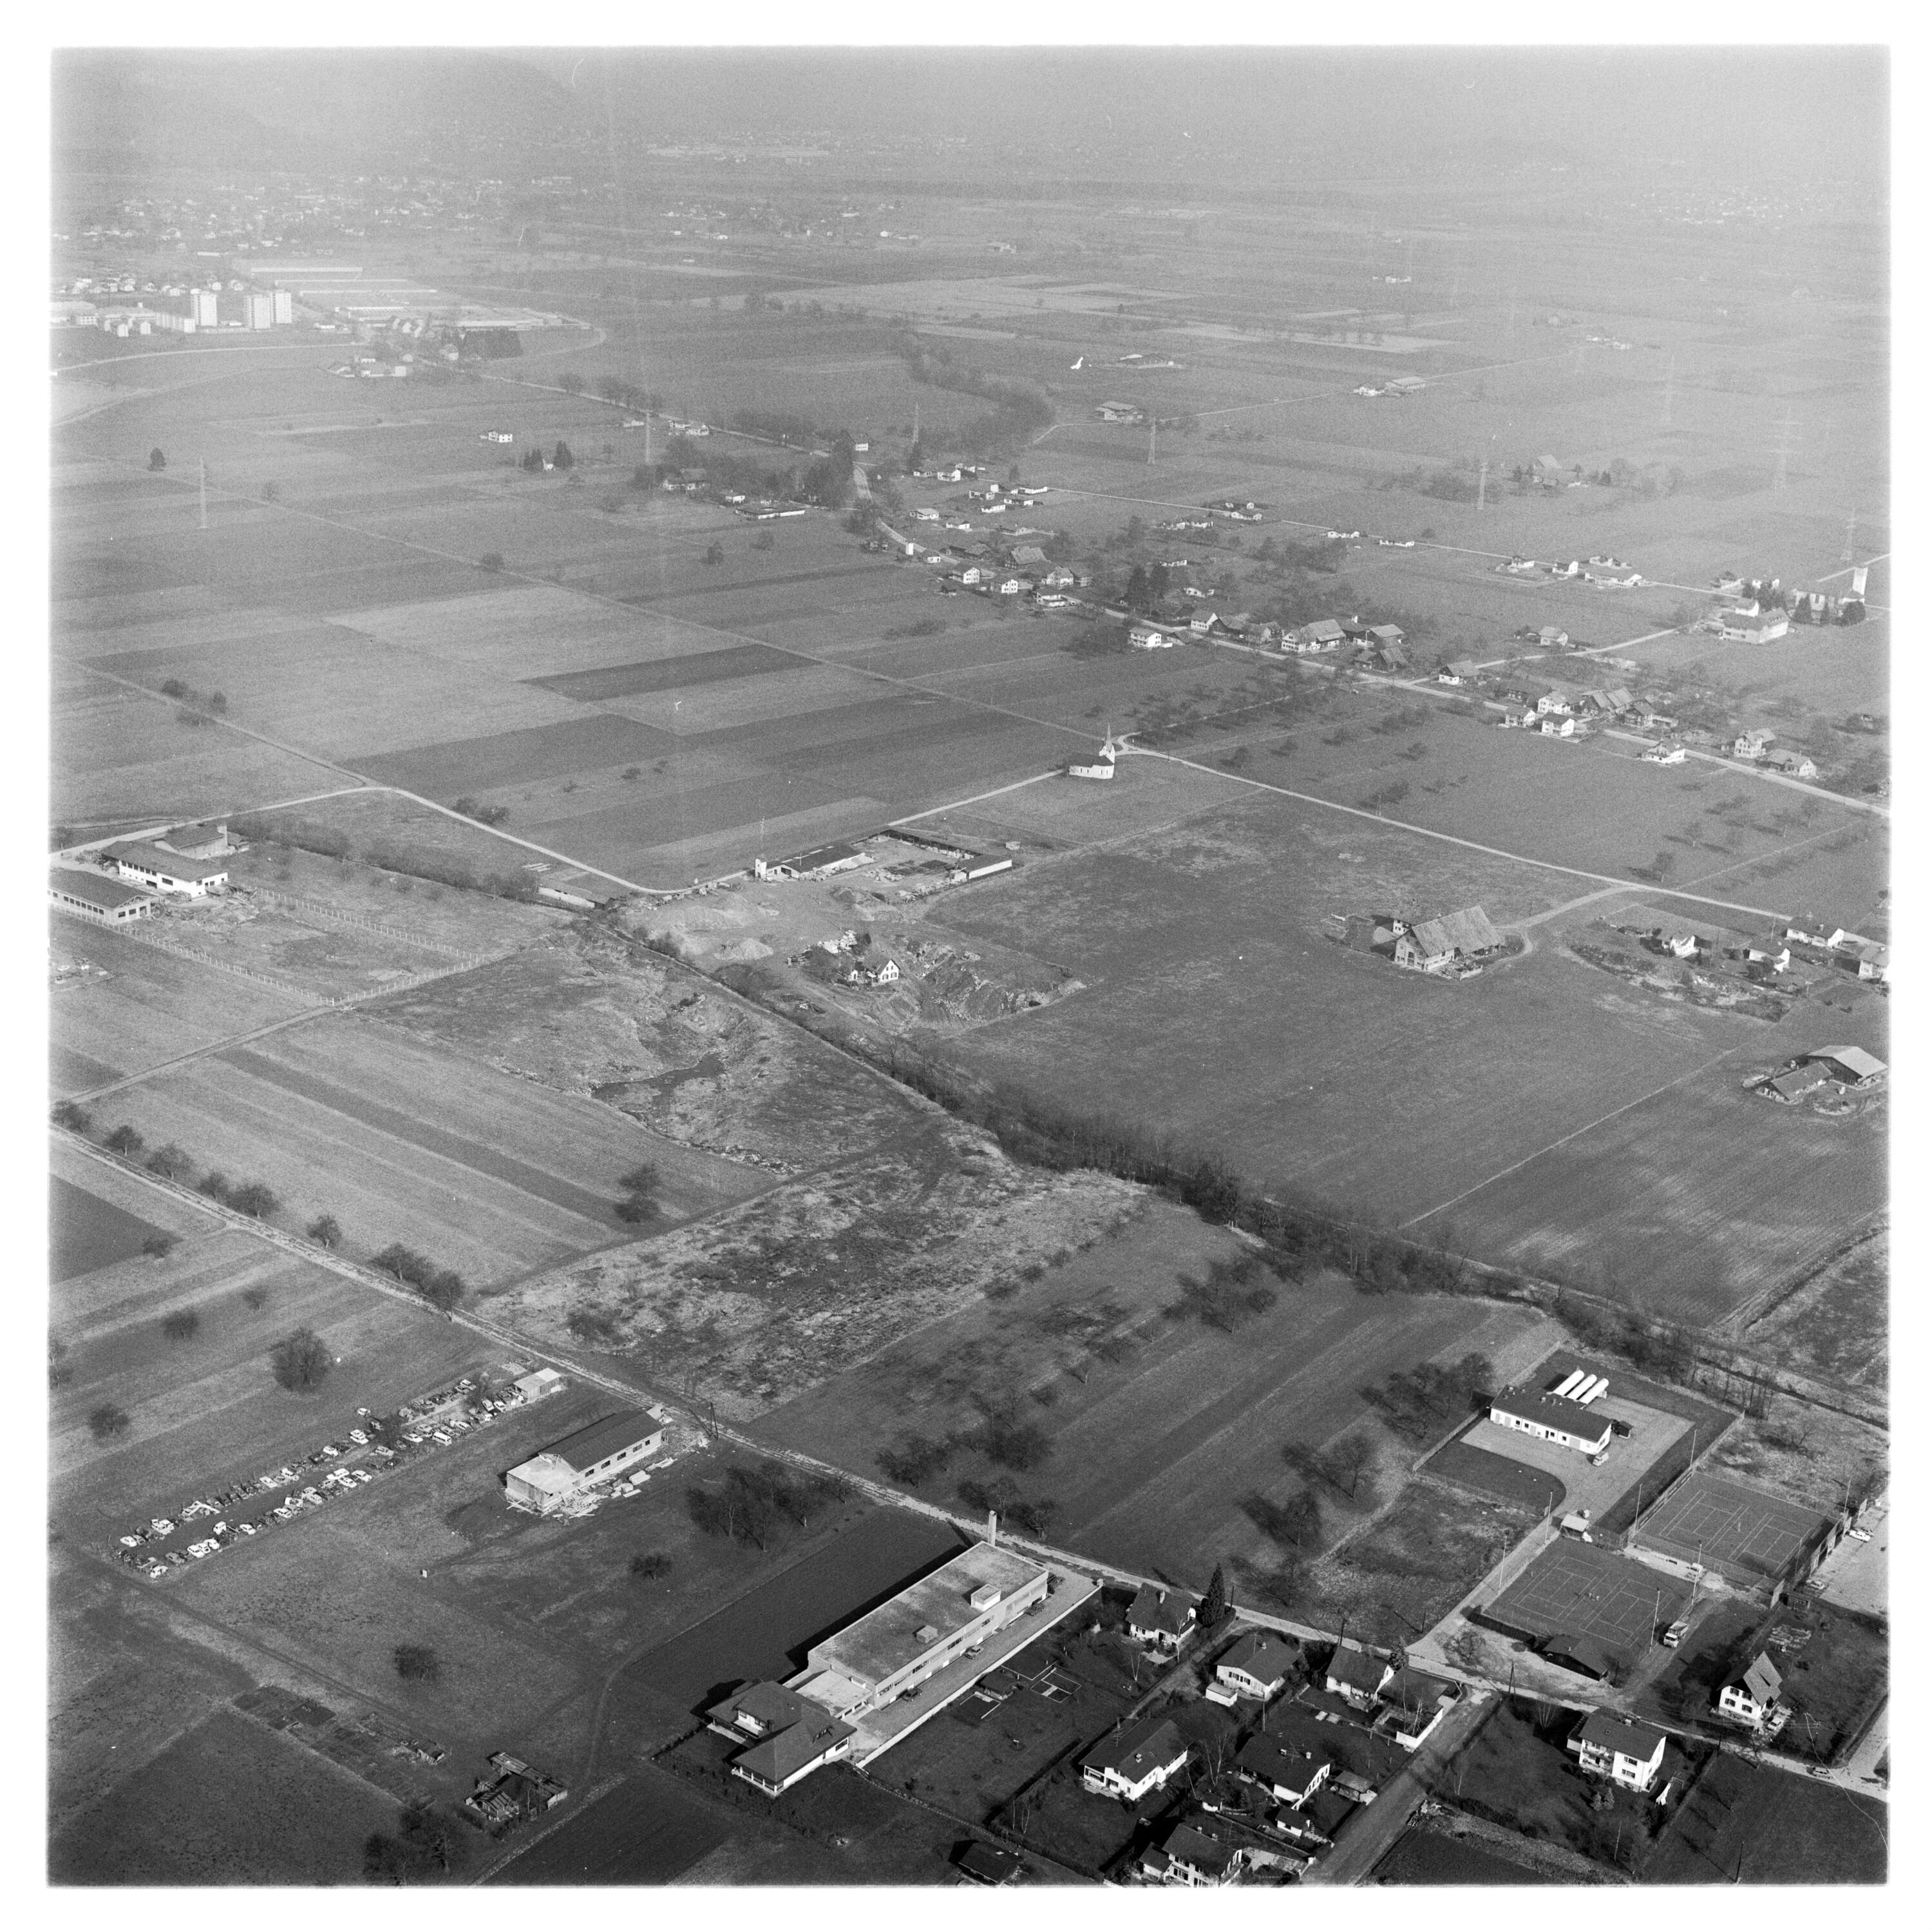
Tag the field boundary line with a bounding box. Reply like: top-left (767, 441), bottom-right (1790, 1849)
top-left (1130, 746), bottom-right (1797, 922)
top-left (1727, 1216), bottom-right (1888, 1341)
top-left (1395, 1046), bottom-right (1746, 1231)
top-left (57, 905), bottom-right (332, 1007)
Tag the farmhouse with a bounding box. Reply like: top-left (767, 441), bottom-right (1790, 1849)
top-left (1130, 624), bottom-right (1180, 650)
top-left (102, 840), bottom-right (229, 896)
top-left (504, 1410), bottom-right (665, 1513)
top-left (1323, 1645), bottom-right (1396, 1710)
top-left (1215, 1629), bottom-right (1297, 1701)
top-left (1291, 618), bottom-right (1347, 654)
top-left (1539, 714), bottom-right (1586, 738)
top-left (1392, 905), bottom-right (1504, 974)
top-left (1763, 750), bottom-right (1819, 779)
top-left (1716, 1652), bottom-right (1786, 1731)
top-left (1719, 607), bottom-right (1792, 644)
top-left (1488, 1388), bottom-right (1614, 1455)
top-left (1762, 1048), bottom-right (1886, 1101)
top-left (1566, 1713), bottom-right (1668, 1793)
top-left (1081, 1714), bottom-right (1191, 1801)
top-left (1642, 741), bottom-right (1687, 764)
top-left (1733, 730), bottom-right (1776, 759)
top-left (462, 1752), bottom-right (567, 1829)
top-left (1127, 1583), bottom-right (1197, 1653)
top-left (50, 868), bottom-right (153, 925)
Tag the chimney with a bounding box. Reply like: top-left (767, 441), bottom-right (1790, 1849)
top-left (216, 821), bottom-right (229, 849)
top-left (987, 1509), bottom-right (998, 1548)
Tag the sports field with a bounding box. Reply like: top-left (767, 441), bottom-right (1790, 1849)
top-left (1633, 1470), bottom-right (1832, 1587)
top-left (1485, 1538), bottom-right (1691, 1658)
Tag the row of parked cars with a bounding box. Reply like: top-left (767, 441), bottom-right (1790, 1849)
top-left (111, 1377), bottom-right (524, 1581)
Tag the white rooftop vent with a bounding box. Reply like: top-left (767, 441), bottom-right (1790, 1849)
top-left (916, 1624), bottom-right (940, 1644)
top-left (969, 1582), bottom-right (1003, 1611)
top-left (1553, 1370), bottom-right (1588, 1399)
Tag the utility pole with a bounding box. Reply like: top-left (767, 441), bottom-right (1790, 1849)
top-left (1771, 408), bottom-right (1799, 493)
top-left (198, 459), bottom-right (208, 532)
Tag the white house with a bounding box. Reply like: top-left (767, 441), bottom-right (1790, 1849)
top-left (1719, 607), bottom-right (1791, 644)
top-left (1716, 1653), bottom-right (1785, 1732)
top-left (1214, 1629), bottom-right (1296, 1701)
top-left (1235, 1725), bottom-right (1332, 1808)
top-left (1488, 1388), bottom-right (1613, 1455)
top-left (1324, 1645), bottom-right (1396, 1710)
top-left (1567, 1713), bottom-right (1668, 1793)
top-left (1081, 1715), bottom-right (1190, 1801)
top-left (1126, 1584), bottom-right (1196, 1654)
top-left (1130, 624), bottom-right (1179, 650)
top-left (1140, 1822), bottom-right (1240, 1887)
top-left (1642, 742), bottom-right (1687, 764)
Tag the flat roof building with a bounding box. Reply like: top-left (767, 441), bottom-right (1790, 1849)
top-left (1490, 1388), bottom-right (1613, 1455)
top-left (795, 1544), bottom-right (1051, 1720)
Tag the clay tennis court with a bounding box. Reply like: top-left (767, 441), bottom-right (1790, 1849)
top-left (1633, 1471), bottom-right (1832, 1585)
top-left (1487, 1537), bottom-right (1691, 1655)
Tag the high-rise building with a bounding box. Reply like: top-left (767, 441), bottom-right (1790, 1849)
top-left (246, 291), bottom-right (275, 330)
top-left (191, 288), bottom-right (219, 327)
top-left (272, 289), bottom-right (292, 325)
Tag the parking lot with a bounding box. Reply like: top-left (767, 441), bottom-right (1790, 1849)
top-left (1466, 1392), bottom-right (1689, 1523)
top-left (1811, 1495), bottom-right (1888, 1618)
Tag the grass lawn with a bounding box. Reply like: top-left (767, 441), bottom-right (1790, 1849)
top-left (1643, 1752), bottom-right (1887, 1884)
top-left (51, 1707), bottom-right (401, 1886)
top-left (1441, 1701), bottom-right (1674, 1876)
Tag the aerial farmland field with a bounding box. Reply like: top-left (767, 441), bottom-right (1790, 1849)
top-left (757, 1195), bottom-right (1562, 1580)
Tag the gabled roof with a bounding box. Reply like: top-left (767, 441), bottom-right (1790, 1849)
top-left (1404, 905), bottom-right (1502, 960)
top-left (1739, 1652), bottom-right (1783, 1705)
top-left (102, 840), bottom-right (229, 880)
top-left (1325, 1645), bottom-right (1392, 1693)
top-left (1814, 1046), bottom-right (1886, 1081)
top-left (1237, 1730), bottom-right (1329, 1794)
top-left (1217, 1629), bottom-right (1296, 1685)
top-left (1545, 1633), bottom-right (1621, 1679)
top-left (51, 868), bottom-right (149, 911)
top-left (1128, 1584), bottom-right (1195, 1636)
top-left (1157, 1822), bottom-right (1237, 1873)
top-left (1574, 1711), bottom-right (1665, 1762)
top-left (549, 1410), bottom-right (661, 1473)
top-left (1083, 1714), bottom-right (1188, 1781)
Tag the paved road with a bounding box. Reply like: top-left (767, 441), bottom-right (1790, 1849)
top-left (1303, 1687), bottom-right (1495, 1885)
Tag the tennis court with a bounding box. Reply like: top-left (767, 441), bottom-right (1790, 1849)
top-left (1633, 1471), bottom-right (1832, 1586)
top-left (1487, 1538), bottom-right (1691, 1656)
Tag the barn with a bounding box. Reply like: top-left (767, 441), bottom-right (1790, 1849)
top-left (1393, 906), bottom-right (1504, 973)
